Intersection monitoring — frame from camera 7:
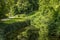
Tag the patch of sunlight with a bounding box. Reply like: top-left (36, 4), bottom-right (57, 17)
top-left (3, 18), bottom-right (28, 24)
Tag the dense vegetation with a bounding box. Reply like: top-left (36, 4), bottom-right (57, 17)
top-left (0, 0), bottom-right (60, 40)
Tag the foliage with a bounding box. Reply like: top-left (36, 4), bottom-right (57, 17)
top-left (0, 0), bottom-right (9, 19)
top-left (0, 0), bottom-right (60, 40)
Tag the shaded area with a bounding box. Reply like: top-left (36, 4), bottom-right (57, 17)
top-left (4, 20), bottom-right (30, 40)
top-left (0, 22), bottom-right (9, 40)
top-left (27, 27), bottom-right (39, 40)
top-left (14, 0), bottom-right (39, 15)
top-left (48, 21), bottom-right (58, 40)
top-left (0, 20), bottom-right (30, 40)
top-left (48, 7), bottom-right (59, 40)
top-left (0, 20), bottom-right (40, 40)
top-left (0, 0), bottom-right (9, 19)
